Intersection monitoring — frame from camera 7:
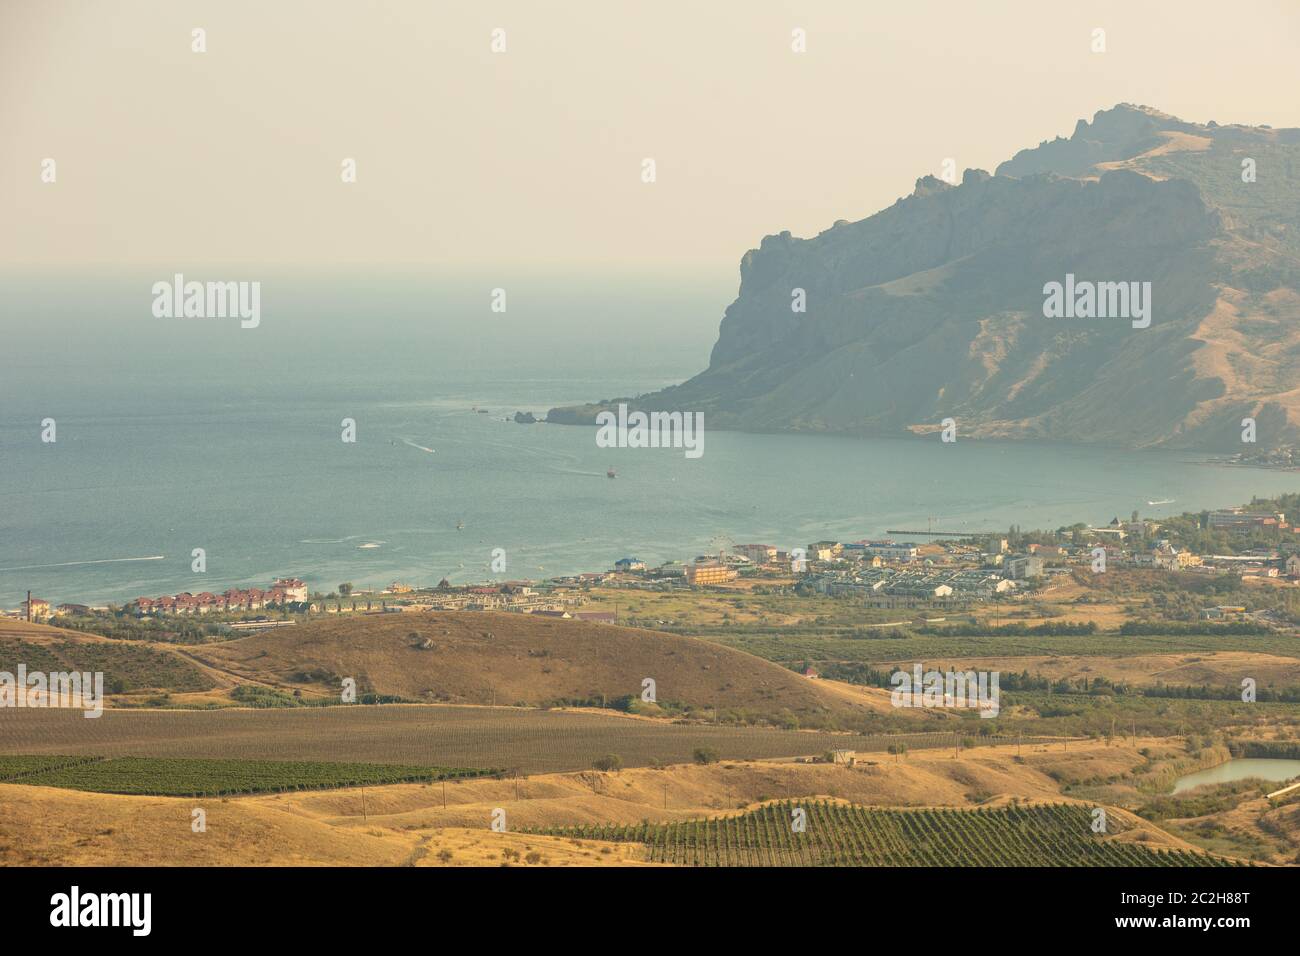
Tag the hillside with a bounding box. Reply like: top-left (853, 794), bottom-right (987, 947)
top-left (548, 104), bottom-right (1300, 451)
top-left (0, 618), bottom-right (215, 695)
top-left (187, 612), bottom-right (891, 727)
top-left (1, 741), bottom-right (1235, 866)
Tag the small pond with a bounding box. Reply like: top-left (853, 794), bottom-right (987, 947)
top-left (1172, 758), bottom-right (1300, 794)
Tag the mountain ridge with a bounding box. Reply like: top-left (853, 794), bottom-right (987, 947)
top-left (549, 105), bottom-right (1300, 451)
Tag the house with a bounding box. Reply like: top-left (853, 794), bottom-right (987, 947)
top-left (1286, 553), bottom-right (1300, 577)
top-left (614, 557), bottom-right (646, 572)
top-left (222, 588), bottom-right (266, 611)
top-left (830, 749), bottom-right (856, 765)
top-left (22, 596), bottom-right (52, 622)
top-left (807, 541), bottom-right (844, 562)
top-left (803, 667), bottom-right (820, 679)
top-left (1132, 544), bottom-right (1196, 571)
top-left (1247, 566), bottom-right (1281, 578)
top-left (1199, 605), bottom-right (1247, 621)
top-left (273, 578), bottom-right (309, 603)
top-left (130, 576), bottom-right (305, 616)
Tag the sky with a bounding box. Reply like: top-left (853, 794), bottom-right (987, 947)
top-left (2, 0), bottom-right (1298, 275)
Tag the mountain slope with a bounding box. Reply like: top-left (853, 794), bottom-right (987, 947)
top-left (550, 105), bottom-right (1300, 450)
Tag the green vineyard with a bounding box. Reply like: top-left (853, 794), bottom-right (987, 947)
top-left (0, 755), bottom-right (498, 796)
top-left (535, 801), bottom-right (1239, 867)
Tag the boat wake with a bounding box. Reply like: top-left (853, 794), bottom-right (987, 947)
top-left (0, 555), bottom-right (166, 573)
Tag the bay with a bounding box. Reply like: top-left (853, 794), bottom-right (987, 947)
top-left (2, 274), bottom-right (1296, 606)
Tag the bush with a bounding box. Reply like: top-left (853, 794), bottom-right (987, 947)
top-left (592, 754), bottom-right (623, 772)
top-left (693, 748), bottom-right (719, 765)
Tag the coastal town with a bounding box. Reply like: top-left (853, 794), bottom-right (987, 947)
top-left (8, 506), bottom-right (1300, 631)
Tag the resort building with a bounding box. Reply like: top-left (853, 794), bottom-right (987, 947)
top-left (1003, 555), bottom-right (1045, 580)
top-left (857, 541), bottom-right (920, 562)
top-left (734, 544), bottom-right (778, 564)
top-left (685, 562), bottom-right (739, 586)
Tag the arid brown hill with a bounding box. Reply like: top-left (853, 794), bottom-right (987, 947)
top-left (191, 612), bottom-right (889, 728)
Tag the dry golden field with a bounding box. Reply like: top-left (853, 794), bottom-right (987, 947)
top-left (0, 704), bottom-right (1018, 774)
top-left (0, 740), bottom-right (1228, 867)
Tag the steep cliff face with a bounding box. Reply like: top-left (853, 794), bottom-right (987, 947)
top-left (551, 105), bottom-right (1300, 450)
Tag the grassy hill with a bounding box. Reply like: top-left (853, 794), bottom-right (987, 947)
top-left (0, 618), bottom-right (214, 695)
top-left (188, 612), bottom-right (892, 728)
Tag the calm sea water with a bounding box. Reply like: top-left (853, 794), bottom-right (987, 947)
top-left (2, 273), bottom-right (1298, 607)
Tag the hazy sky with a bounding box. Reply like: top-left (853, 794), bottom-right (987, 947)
top-left (3, 0), bottom-right (1298, 274)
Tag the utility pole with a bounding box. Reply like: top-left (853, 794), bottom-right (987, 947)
top-left (26, 590), bottom-right (31, 623)
top-left (442, 781), bottom-right (446, 809)
top-left (361, 786), bottom-right (368, 823)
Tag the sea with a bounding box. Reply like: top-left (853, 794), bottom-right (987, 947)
top-left (2, 271), bottom-right (1297, 607)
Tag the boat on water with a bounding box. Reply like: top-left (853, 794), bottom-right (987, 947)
top-left (1147, 498), bottom-right (1175, 506)
top-left (607, 468), bottom-right (617, 479)
top-left (456, 520), bottom-right (464, 530)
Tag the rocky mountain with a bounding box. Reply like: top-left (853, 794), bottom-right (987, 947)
top-left (549, 105), bottom-right (1300, 450)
